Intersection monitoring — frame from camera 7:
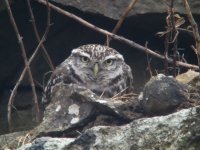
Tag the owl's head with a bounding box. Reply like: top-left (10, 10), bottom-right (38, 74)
top-left (68, 44), bottom-right (124, 80)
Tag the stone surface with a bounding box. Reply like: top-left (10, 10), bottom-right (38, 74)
top-left (17, 137), bottom-right (75, 150)
top-left (139, 74), bottom-right (189, 115)
top-left (176, 70), bottom-right (200, 108)
top-left (51, 0), bottom-right (200, 19)
top-left (67, 106), bottom-right (200, 150)
top-left (176, 69), bottom-right (199, 84)
top-left (33, 83), bottom-right (99, 137)
top-left (29, 83), bottom-right (137, 139)
top-left (18, 106), bottom-right (200, 150)
top-left (0, 83), bottom-right (139, 149)
top-left (0, 131), bottom-right (28, 149)
top-left (2, 75), bottom-right (200, 149)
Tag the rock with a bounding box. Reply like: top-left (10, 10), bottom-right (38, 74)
top-left (0, 82), bottom-right (140, 149)
top-left (0, 131), bottom-right (28, 149)
top-left (17, 137), bottom-right (75, 150)
top-left (176, 69), bottom-right (199, 84)
top-left (139, 74), bottom-right (189, 115)
top-left (50, 0), bottom-right (200, 19)
top-left (26, 83), bottom-right (138, 140)
top-left (67, 106), bottom-right (200, 150)
top-left (187, 71), bottom-right (200, 90)
top-left (3, 75), bottom-right (200, 149)
top-left (176, 70), bottom-right (200, 109)
top-left (18, 106), bottom-right (200, 149)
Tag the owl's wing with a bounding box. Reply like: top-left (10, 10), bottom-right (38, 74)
top-left (124, 64), bottom-right (134, 92)
top-left (42, 61), bottom-right (72, 105)
top-left (42, 57), bottom-right (86, 105)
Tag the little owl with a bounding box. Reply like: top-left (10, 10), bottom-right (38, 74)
top-left (43, 44), bottom-right (133, 104)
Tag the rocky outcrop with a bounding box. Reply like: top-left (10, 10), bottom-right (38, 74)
top-left (10, 74), bottom-right (199, 149)
top-left (51, 0), bottom-right (200, 19)
top-left (23, 83), bottom-right (140, 140)
top-left (17, 106), bottom-right (200, 149)
top-left (67, 106), bottom-right (200, 150)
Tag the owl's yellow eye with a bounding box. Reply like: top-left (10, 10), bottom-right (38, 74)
top-left (105, 59), bottom-right (113, 66)
top-left (81, 56), bottom-right (90, 63)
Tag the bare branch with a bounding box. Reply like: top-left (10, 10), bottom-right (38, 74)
top-left (169, 0), bottom-right (178, 76)
top-left (184, 0), bottom-right (200, 71)
top-left (145, 41), bottom-right (152, 77)
top-left (164, 22), bottom-right (169, 75)
top-left (106, 0), bottom-right (138, 45)
top-left (6, 0), bottom-right (51, 131)
top-left (36, 0), bottom-right (199, 70)
top-left (5, 0), bottom-right (40, 131)
top-left (27, 0), bottom-right (54, 70)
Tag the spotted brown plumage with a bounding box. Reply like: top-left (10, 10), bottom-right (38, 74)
top-left (42, 44), bottom-right (133, 104)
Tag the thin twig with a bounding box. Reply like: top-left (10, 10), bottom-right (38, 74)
top-left (191, 45), bottom-right (200, 66)
top-left (106, 0), bottom-right (138, 45)
top-left (36, 0), bottom-right (199, 70)
top-left (27, 0), bottom-right (54, 70)
top-left (7, 29), bottom-right (50, 132)
top-left (184, 0), bottom-right (200, 71)
top-left (111, 87), bottom-right (128, 99)
top-left (111, 92), bottom-right (137, 101)
top-left (164, 16), bottom-right (169, 75)
top-left (6, 0), bottom-right (51, 131)
top-left (5, 0), bottom-right (40, 131)
top-left (145, 41), bottom-right (152, 77)
top-left (99, 90), bottom-right (105, 99)
top-left (177, 28), bottom-right (193, 33)
top-left (169, 0), bottom-right (178, 76)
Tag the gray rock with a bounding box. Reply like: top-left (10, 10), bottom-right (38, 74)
top-left (139, 74), bottom-right (189, 115)
top-left (0, 131), bottom-right (28, 149)
top-left (17, 137), bottom-right (75, 150)
top-left (176, 70), bottom-right (199, 84)
top-left (50, 0), bottom-right (200, 19)
top-left (66, 106), bottom-right (200, 150)
top-left (0, 83), bottom-right (138, 149)
top-left (6, 78), bottom-right (200, 149)
top-left (28, 83), bottom-right (137, 139)
top-left (18, 106), bottom-right (200, 149)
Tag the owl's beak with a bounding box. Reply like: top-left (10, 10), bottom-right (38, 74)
top-left (93, 63), bottom-right (99, 76)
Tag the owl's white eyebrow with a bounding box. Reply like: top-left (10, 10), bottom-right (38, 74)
top-left (78, 52), bottom-right (90, 58)
top-left (72, 49), bottom-right (90, 58)
top-left (105, 54), bottom-right (124, 61)
top-left (72, 48), bottom-right (82, 54)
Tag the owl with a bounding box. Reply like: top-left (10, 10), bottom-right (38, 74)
top-left (42, 44), bottom-right (133, 104)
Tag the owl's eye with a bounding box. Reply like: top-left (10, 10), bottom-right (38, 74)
top-left (105, 59), bottom-right (113, 66)
top-left (81, 56), bottom-right (90, 63)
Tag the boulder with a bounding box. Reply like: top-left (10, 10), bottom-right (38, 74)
top-left (50, 0), bottom-right (200, 20)
top-left (20, 83), bottom-right (139, 141)
top-left (18, 106), bottom-right (200, 149)
top-left (139, 74), bottom-right (189, 115)
top-left (2, 73), bottom-right (200, 149)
